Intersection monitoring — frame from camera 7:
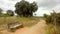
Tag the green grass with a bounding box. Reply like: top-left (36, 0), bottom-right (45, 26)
top-left (0, 17), bottom-right (40, 31)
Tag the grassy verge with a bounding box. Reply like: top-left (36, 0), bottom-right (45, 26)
top-left (0, 17), bottom-right (40, 31)
top-left (46, 24), bottom-right (60, 34)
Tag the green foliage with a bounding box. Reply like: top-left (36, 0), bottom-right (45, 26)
top-left (44, 12), bottom-right (60, 26)
top-left (15, 0), bottom-right (38, 17)
top-left (34, 13), bottom-right (37, 16)
top-left (0, 8), bottom-right (3, 17)
top-left (6, 10), bottom-right (14, 16)
top-left (0, 8), bottom-right (14, 17)
top-left (44, 14), bottom-right (52, 24)
top-left (44, 14), bottom-right (48, 18)
top-left (0, 8), bottom-right (2, 14)
top-left (56, 13), bottom-right (60, 26)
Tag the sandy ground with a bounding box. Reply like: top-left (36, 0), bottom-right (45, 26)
top-left (1, 19), bottom-right (47, 34)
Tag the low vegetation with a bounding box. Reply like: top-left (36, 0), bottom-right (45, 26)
top-left (0, 17), bottom-right (40, 31)
top-left (44, 10), bottom-right (60, 34)
top-left (0, 0), bottom-right (60, 34)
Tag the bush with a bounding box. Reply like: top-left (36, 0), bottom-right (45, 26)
top-left (44, 12), bottom-right (60, 25)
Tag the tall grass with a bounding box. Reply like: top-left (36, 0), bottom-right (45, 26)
top-left (46, 24), bottom-right (60, 34)
top-left (0, 17), bottom-right (40, 31)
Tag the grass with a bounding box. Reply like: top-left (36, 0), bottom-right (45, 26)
top-left (46, 24), bottom-right (60, 34)
top-left (46, 24), bottom-right (55, 34)
top-left (0, 17), bottom-right (40, 31)
top-left (0, 17), bottom-right (60, 34)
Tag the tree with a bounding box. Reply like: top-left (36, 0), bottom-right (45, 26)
top-left (44, 10), bottom-right (60, 25)
top-left (56, 13), bottom-right (60, 26)
top-left (44, 14), bottom-right (48, 18)
top-left (6, 10), bottom-right (14, 16)
top-left (0, 8), bottom-right (2, 14)
top-left (0, 8), bottom-right (3, 17)
top-left (44, 14), bottom-right (52, 24)
top-left (34, 13), bottom-right (37, 16)
top-left (15, 0), bottom-right (38, 17)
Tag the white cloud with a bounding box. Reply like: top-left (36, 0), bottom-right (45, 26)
top-left (0, 0), bottom-right (60, 16)
top-left (34, 7), bottom-right (53, 16)
top-left (36, 0), bottom-right (60, 8)
top-left (52, 5), bottom-right (60, 13)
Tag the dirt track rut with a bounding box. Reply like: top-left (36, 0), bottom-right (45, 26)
top-left (1, 19), bottom-right (47, 34)
top-left (14, 19), bottom-right (47, 34)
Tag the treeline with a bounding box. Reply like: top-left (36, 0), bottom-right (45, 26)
top-left (0, 8), bottom-right (14, 17)
top-left (0, 0), bottom-right (38, 17)
top-left (44, 10), bottom-right (60, 26)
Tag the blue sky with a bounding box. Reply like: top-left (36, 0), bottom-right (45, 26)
top-left (0, 0), bottom-right (60, 16)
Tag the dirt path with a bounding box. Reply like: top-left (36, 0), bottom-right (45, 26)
top-left (1, 19), bottom-right (47, 34)
top-left (14, 19), bottom-right (47, 34)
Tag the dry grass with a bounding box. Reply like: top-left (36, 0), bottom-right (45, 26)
top-left (0, 17), bottom-right (40, 31)
top-left (46, 24), bottom-right (60, 34)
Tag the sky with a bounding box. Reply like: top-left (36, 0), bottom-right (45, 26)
top-left (0, 0), bottom-right (60, 16)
